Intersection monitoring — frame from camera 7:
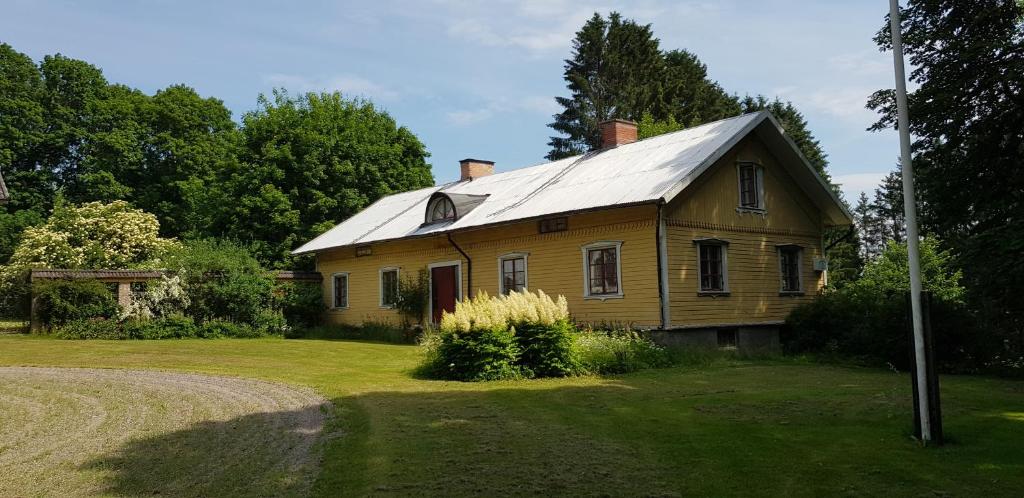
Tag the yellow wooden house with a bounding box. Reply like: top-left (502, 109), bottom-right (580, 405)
top-left (294, 111), bottom-right (852, 349)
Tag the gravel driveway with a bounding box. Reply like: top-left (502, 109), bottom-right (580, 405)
top-left (0, 367), bottom-right (330, 497)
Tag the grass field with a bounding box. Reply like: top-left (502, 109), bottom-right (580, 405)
top-left (0, 335), bottom-right (1021, 497)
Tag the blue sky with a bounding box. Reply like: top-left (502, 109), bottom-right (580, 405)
top-left (2, 0), bottom-right (901, 202)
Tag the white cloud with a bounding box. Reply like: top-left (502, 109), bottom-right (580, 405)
top-left (834, 172), bottom-right (888, 201)
top-left (445, 95), bottom-right (558, 126)
top-left (262, 73), bottom-right (399, 101)
top-left (828, 51), bottom-right (890, 75)
top-left (446, 108), bottom-right (494, 126)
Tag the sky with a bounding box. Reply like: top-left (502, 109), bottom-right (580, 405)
top-left (1, 0), bottom-right (903, 203)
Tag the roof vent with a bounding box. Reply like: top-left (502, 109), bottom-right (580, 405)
top-left (598, 119), bottom-right (638, 149)
top-left (459, 159), bottom-right (494, 181)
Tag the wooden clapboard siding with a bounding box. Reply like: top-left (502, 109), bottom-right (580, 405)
top-left (315, 205), bottom-right (662, 327)
top-left (314, 132), bottom-right (833, 330)
top-left (663, 133), bottom-right (825, 327)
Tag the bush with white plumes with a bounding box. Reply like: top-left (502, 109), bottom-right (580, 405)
top-left (438, 289), bottom-right (570, 333)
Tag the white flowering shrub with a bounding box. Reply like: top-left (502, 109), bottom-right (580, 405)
top-left (0, 199), bottom-right (179, 301)
top-left (119, 274), bottom-right (190, 321)
top-left (438, 289), bottom-right (569, 334)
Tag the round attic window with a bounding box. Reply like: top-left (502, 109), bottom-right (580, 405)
top-left (428, 197), bottom-right (455, 222)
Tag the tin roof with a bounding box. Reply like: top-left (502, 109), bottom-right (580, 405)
top-left (294, 111), bottom-right (852, 255)
top-left (30, 269), bottom-right (166, 280)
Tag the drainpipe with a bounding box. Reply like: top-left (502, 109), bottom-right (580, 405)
top-left (447, 233), bottom-right (472, 299)
top-left (656, 203), bottom-right (671, 330)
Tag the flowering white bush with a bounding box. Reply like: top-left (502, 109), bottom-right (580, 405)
top-left (438, 289), bottom-right (569, 333)
top-left (0, 199), bottom-right (178, 297)
top-left (119, 274), bottom-right (191, 321)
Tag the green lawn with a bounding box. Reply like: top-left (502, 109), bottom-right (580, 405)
top-left (0, 335), bottom-right (1021, 497)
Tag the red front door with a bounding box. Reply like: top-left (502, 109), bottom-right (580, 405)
top-left (431, 265), bottom-right (458, 323)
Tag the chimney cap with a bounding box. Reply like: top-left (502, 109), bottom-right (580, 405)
top-left (459, 158), bottom-right (495, 165)
top-left (598, 118), bottom-right (638, 126)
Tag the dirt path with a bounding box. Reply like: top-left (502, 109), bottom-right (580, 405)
top-left (0, 367), bottom-right (331, 497)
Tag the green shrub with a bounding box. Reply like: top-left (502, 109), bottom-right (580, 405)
top-left (34, 279), bottom-right (118, 327)
top-left (122, 314), bottom-right (198, 339)
top-left (395, 269), bottom-right (429, 326)
top-left (422, 326), bottom-right (523, 381)
top-left (575, 329), bottom-right (672, 374)
top-left (275, 282), bottom-right (323, 329)
top-left (514, 319), bottom-right (580, 377)
top-left (54, 318), bottom-right (124, 339)
top-left (163, 240), bottom-right (276, 327)
top-left (782, 288), bottom-right (990, 373)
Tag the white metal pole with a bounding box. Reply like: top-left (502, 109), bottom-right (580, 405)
top-left (888, 0), bottom-right (931, 442)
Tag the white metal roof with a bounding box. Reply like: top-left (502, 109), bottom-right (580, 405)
top-left (294, 111), bottom-right (851, 254)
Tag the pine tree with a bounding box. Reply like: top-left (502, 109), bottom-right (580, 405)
top-left (854, 191), bottom-right (883, 260)
top-left (546, 13), bottom-right (664, 160)
top-left (871, 170), bottom-right (905, 246)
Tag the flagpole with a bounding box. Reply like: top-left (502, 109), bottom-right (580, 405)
top-left (888, 0), bottom-right (931, 443)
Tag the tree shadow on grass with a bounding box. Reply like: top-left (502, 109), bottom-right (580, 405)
top-left (81, 404), bottom-right (330, 497)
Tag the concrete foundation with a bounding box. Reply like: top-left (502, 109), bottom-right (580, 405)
top-left (648, 325), bottom-right (780, 353)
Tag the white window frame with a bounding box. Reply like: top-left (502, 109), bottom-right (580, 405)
top-left (581, 241), bottom-right (624, 300)
top-left (694, 238), bottom-right (730, 295)
top-left (379, 267), bottom-right (400, 308)
top-left (777, 245), bottom-right (804, 294)
top-left (331, 272), bottom-right (350, 310)
top-left (497, 252), bottom-right (529, 295)
top-left (427, 260), bottom-right (463, 325)
top-left (426, 197), bottom-right (456, 223)
top-left (736, 162), bottom-right (766, 212)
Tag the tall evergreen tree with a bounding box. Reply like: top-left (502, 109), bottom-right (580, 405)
top-left (661, 50), bottom-right (740, 126)
top-left (854, 191), bottom-right (883, 260)
top-left (869, 0), bottom-right (1024, 342)
top-left (870, 170), bottom-right (905, 246)
top-left (547, 13), bottom-right (664, 159)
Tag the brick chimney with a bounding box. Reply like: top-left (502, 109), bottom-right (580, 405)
top-left (599, 119), bottom-right (638, 148)
top-left (459, 158), bottom-right (494, 181)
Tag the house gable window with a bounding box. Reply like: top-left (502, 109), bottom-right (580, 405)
top-left (582, 241), bottom-right (623, 299)
top-left (427, 197), bottom-right (455, 223)
top-left (332, 273), bottom-right (349, 309)
top-left (380, 267), bottom-right (399, 308)
top-left (778, 245), bottom-right (803, 294)
top-left (737, 162), bottom-right (765, 211)
top-left (498, 253), bottom-right (528, 295)
top-left (694, 239), bottom-right (729, 295)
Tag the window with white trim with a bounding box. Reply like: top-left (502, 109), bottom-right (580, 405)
top-left (738, 162), bottom-right (764, 210)
top-left (499, 254), bottom-right (527, 295)
top-left (332, 273), bottom-right (349, 309)
top-left (779, 246), bottom-right (803, 293)
top-left (582, 242), bottom-right (622, 298)
top-left (380, 268), bottom-right (399, 307)
top-left (695, 240), bottom-right (728, 293)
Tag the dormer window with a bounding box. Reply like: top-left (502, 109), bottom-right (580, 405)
top-left (423, 192), bottom-right (489, 225)
top-left (427, 197), bottom-right (456, 223)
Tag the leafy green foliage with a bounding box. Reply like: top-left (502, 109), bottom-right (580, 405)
top-left (853, 238), bottom-right (964, 303)
top-left (53, 318), bottom-right (122, 339)
top-left (783, 238), bottom-right (995, 373)
top-left (227, 90), bottom-right (434, 266)
top-left (514, 319), bottom-right (580, 378)
top-left (636, 112), bottom-right (684, 140)
top-left (868, 0), bottom-right (1024, 351)
top-left (274, 281), bottom-right (323, 330)
top-left (0, 43), bottom-right (435, 269)
top-left (163, 239), bottom-right (278, 328)
top-left (33, 279), bottom-right (117, 327)
top-left (421, 326), bottom-right (523, 381)
top-left (574, 329), bottom-right (672, 374)
top-left (394, 269), bottom-right (429, 326)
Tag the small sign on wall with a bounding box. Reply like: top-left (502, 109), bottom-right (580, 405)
top-left (355, 246), bottom-right (373, 257)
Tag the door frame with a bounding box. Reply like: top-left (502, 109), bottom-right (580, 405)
top-left (427, 260), bottom-right (463, 325)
